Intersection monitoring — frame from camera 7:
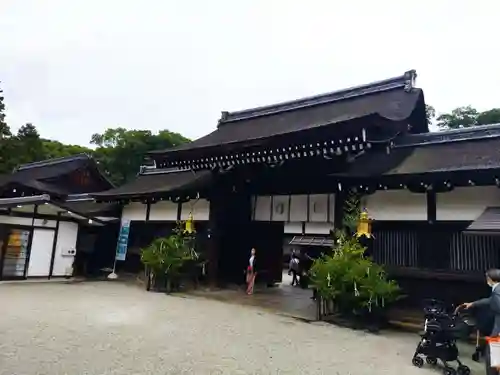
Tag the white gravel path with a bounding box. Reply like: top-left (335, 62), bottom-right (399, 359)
top-left (0, 282), bottom-right (477, 375)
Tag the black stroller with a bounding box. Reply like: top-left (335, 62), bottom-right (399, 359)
top-left (412, 299), bottom-right (474, 375)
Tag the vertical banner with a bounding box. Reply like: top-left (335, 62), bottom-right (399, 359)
top-left (115, 219), bottom-right (131, 261)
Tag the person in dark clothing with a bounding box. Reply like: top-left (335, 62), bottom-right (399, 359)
top-left (288, 253), bottom-right (300, 286)
top-left (459, 269), bottom-right (500, 375)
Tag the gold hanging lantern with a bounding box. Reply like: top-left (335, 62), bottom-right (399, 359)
top-left (355, 209), bottom-right (372, 238)
top-left (184, 212), bottom-right (195, 234)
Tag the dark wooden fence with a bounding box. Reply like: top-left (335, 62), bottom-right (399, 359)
top-left (369, 221), bottom-right (499, 306)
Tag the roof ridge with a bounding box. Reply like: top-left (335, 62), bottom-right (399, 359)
top-left (394, 123), bottom-right (500, 148)
top-left (15, 153), bottom-right (91, 171)
top-left (218, 70), bottom-right (417, 125)
top-left (140, 167), bottom-right (196, 176)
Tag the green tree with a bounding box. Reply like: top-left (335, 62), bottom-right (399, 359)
top-left (476, 108), bottom-right (500, 125)
top-left (436, 106), bottom-right (500, 130)
top-left (42, 139), bottom-right (92, 159)
top-left (0, 85), bottom-right (15, 174)
top-left (91, 127), bottom-right (190, 185)
top-left (425, 105), bottom-right (435, 125)
top-left (13, 123), bottom-right (46, 164)
top-left (436, 106), bottom-right (479, 129)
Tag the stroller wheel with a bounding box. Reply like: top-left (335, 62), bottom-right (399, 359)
top-left (471, 351), bottom-right (480, 362)
top-left (443, 367), bottom-right (456, 375)
top-left (412, 356), bottom-right (424, 368)
top-left (426, 357), bottom-right (438, 366)
top-left (457, 365), bottom-right (470, 375)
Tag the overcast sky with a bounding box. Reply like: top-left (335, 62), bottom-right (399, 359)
top-left (1, 0), bottom-right (498, 146)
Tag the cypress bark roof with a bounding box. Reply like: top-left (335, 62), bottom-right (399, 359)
top-left (91, 169), bottom-right (212, 200)
top-left (0, 154), bottom-right (114, 196)
top-left (148, 70), bottom-right (426, 160)
top-left (342, 126), bottom-right (500, 178)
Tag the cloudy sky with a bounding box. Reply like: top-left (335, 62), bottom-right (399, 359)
top-left (1, 0), bottom-right (498, 146)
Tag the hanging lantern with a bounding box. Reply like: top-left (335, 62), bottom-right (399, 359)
top-left (184, 212), bottom-right (195, 234)
top-left (355, 209), bottom-right (372, 238)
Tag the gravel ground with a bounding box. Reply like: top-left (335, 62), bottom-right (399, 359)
top-left (0, 281), bottom-right (479, 375)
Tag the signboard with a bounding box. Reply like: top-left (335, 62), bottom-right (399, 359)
top-left (115, 219), bottom-right (131, 261)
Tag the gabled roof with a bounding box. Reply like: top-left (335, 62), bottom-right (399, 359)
top-left (148, 70), bottom-right (427, 161)
top-left (339, 125), bottom-right (500, 179)
top-left (0, 154), bottom-right (114, 196)
top-left (91, 168), bottom-right (212, 201)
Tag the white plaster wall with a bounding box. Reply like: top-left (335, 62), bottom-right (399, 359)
top-left (289, 195), bottom-right (308, 222)
top-left (149, 201), bottom-right (178, 221)
top-left (27, 228), bottom-right (55, 277)
top-left (121, 202), bottom-right (147, 221)
top-left (253, 194), bottom-right (335, 223)
top-left (329, 194), bottom-right (336, 224)
top-left (437, 186), bottom-right (500, 221)
top-left (305, 222), bottom-right (334, 234)
top-left (181, 199), bottom-right (210, 221)
top-left (308, 194), bottom-right (328, 222)
top-left (284, 222), bottom-right (303, 234)
top-left (363, 190), bottom-right (427, 221)
top-left (271, 195), bottom-right (289, 221)
top-left (52, 222), bottom-right (79, 277)
top-left (0, 215), bottom-right (56, 228)
top-left (254, 196), bottom-right (272, 221)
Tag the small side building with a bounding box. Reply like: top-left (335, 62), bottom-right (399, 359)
top-left (0, 154), bottom-right (120, 280)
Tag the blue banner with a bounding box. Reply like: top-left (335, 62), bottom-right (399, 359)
top-left (115, 219), bottom-right (131, 261)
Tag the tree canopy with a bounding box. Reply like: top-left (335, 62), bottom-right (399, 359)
top-left (0, 83), bottom-right (191, 181)
top-left (426, 105), bottom-right (500, 129)
top-left (90, 128), bottom-right (190, 184)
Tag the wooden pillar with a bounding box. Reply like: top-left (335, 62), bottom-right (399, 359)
top-left (206, 192), bottom-right (221, 287)
top-left (426, 190), bottom-right (437, 224)
top-left (333, 189), bottom-right (346, 233)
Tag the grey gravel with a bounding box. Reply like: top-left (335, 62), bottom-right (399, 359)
top-left (0, 282), bottom-right (472, 375)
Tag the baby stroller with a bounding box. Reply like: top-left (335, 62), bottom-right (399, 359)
top-left (412, 299), bottom-right (473, 375)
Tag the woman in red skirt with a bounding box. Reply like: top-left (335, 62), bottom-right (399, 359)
top-left (246, 248), bottom-right (257, 295)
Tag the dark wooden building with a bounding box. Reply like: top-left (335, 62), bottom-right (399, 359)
top-left (92, 69), bottom-right (500, 305)
top-left (0, 154), bottom-right (120, 280)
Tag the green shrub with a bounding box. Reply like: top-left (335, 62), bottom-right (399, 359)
top-left (310, 230), bottom-right (402, 315)
top-left (141, 233), bottom-right (193, 278)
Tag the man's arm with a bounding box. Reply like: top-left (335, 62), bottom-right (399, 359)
top-left (472, 297), bottom-right (491, 308)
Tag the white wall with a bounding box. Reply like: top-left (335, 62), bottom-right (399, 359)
top-left (363, 190), bottom-right (427, 221)
top-left (284, 222), bottom-right (302, 234)
top-left (254, 196), bottom-right (272, 221)
top-left (121, 199), bottom-right (211, 222)
top-left (0, 215), bottom-right (56, 228)
top-left (437, 186), bottom-right (500, 221)
top-left (149, 201), bottom-right (177, 221)
top-left (289, 195), bottom-right (308, 222)
top-left (181, 199), bottom-right (210, 221)
top-left (305, 222), bottom-right (333, 234)
top-left (121, 202), bottom-right (147, 221)
top-left (308, 194), bottom-right (329, 222)
top-left (253, 194), bottom-right (335, 223)
top-left (52, 222), bottom-right (79, 277)
top-left (27, 228), bottom-right (55, 277)
top-left (271, 195), bottom-right (289, 221)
